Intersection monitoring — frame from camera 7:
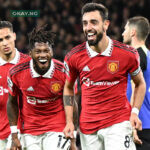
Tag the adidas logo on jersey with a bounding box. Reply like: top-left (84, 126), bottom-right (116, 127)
top-left (83, 66), bottom-right (90, 71)
top-left (27, 86), bottom-right (34, 91)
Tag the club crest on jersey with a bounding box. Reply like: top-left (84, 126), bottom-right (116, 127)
top-left (50, 81), bottom-right (62, 94)
top-left (107, 61), bottom-right (119, 74)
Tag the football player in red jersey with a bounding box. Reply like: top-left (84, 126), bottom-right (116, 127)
top-left (0, 21), bottom-right (28, 150)
top-left (7, 26), bottom-right (77, 150)
top-left (63, 3), bottom-right (146, 150)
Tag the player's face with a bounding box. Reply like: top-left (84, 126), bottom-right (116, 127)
top-left (122, 22), bottom-right (132, 45)
top-left (0, 28), bottom-right (16, 56)
top-left (82, 10), bottom-right (109, 46)
top-left (30, 42), bottom-right (53, 75)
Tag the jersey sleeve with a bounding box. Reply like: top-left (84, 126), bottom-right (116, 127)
top-left (64, 55), bottom-right (78, 83)
top-left (129, 50), bottom-right (141, 76)
top-left (7, 71), bottom-right (20, 96)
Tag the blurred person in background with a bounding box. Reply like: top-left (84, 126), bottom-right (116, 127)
top-left (123, 16), bottom-right (150, 150)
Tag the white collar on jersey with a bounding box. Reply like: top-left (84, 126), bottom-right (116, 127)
top-left (0, 48), bottom-right (20, 66)
top-left (30, 59), bottom-right (55, 78)
top-left (86, 37), bottom-right (113, 57)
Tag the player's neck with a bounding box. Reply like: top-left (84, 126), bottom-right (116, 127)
top-left (90, 35), bottom-right (109, 53)
top-left (131, 38), bottom-right (145, 49)
top-left (1, 49), bottom-right (16, 62)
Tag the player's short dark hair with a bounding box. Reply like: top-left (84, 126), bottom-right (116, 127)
top-left (128, 16), bottom-right (150, 41)
top-left (0, 21), bottom-right (13, 31)
top-left (28, 25), bottom-right (56, 49)
top-left (81, 3), bottom-right (108, 21)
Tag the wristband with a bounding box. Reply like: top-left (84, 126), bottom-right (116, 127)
top-left (131, 107), bottom-right (139, 115)
top-left (73, 131), bottom-right (77, 138)
top-left (10, 126), bottom-right (18, 134)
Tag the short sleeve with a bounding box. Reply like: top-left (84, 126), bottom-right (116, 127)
top-left (129, 50), bottom-right (141, 76)
top-left (64, 55), bottom-right (78, 83)
top-left (7, 72), bottom-right (20, 96)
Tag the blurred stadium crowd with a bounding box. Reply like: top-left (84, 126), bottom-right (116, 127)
top-left (0, 0), bottom-right (149, 61)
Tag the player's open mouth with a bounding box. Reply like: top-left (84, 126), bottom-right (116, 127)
top-left (39, 59), bottom-right (47, 64)
top-left (87, 33), bottom-right (95, 40)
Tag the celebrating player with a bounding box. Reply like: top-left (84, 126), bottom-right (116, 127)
top-left (63, 3), bottom-right (146, 150)
top-left (7, 26), bottom-right (77, 150)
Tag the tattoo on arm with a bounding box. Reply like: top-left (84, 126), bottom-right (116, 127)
top-left (63, 96), bottom-right (74, 106)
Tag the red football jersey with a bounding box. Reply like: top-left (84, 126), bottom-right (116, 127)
top-left (8, 57), bottom-right (66, 135)
top-left (64, 38), bottom-right (140, 134)
top-left (0, 50), bottom-right (28, 139)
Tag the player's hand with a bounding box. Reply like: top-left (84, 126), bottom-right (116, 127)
top-left (63, 122), bottom-right (75, 139)
top-left (132, 129), bottom-right (142, 145)
top-left (70, 138), bottom-right (77, 150)
top-left (130, 112), bottom-right (142, 130)
top-left (10, 133), bottom-right (22, 150)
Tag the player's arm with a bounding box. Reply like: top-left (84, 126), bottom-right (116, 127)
top-left (130, 71), bottom-right (146, 130)
top-left (131, 71), bottom-right (145, 112)
top-left (63, 79), bottom-right (75, 139)
top-left (130, 49), bottom-right (147, 106)
top-left (7, 94), bottom-right (19, 126)
top-left (7, 93), bottom-right (21, 149)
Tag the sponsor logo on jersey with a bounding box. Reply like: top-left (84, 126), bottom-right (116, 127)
top-left (27, 86), bottom-right (34, 91)
top-left (107, 61), bottom-right (119, 74)
top-left (83, 65), bottom-right (90, 71)
top-left (82, 77), bottom-right (119, 87)
top-left (27, 96), bottom-right (60, 105)
top-left (50, 81), bottom-right (62, 94)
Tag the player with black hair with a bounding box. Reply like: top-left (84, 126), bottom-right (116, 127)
top-left (0, 21), bottom-right (28, 150)
top-left (63, 3), bottom-right (146, 150)
top-left (7, 25), bottom-right (77, 150)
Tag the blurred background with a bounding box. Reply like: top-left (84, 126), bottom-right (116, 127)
top-left (0, 0), bottom-right (149, 62)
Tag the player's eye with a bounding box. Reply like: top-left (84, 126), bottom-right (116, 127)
top-left (5, 35), bottom-right (11, 40)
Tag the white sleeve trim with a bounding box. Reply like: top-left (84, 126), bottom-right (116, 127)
top-left (130, 66), bottom-right (141, 76)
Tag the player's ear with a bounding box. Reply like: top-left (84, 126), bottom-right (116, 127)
top-left (103, 20), bottom-right (110, 32)
top-left (130, 28), bottom-right (136, 37)
top-left (51, 49), bottom-right (53, 57)
top-left (49, 46), bottom-right (53, 57)
top-left (13, 32), bottom-right (16, 41)
top-left (29, 51), bottom-right (32, 56)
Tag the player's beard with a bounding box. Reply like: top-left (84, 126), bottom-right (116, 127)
top-left (33, 58), bottom-right (51, 75)
top-left (86, 31), bottom-right (103, 46)
top-left (5, 51), bottom-right (12, 58)
top-left (123, 36), bottom-right (132, 45)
